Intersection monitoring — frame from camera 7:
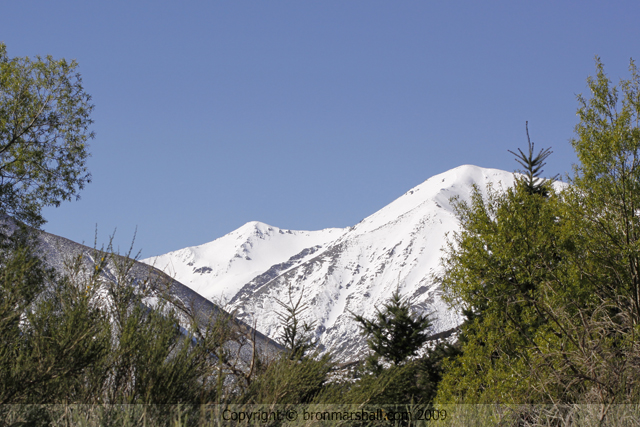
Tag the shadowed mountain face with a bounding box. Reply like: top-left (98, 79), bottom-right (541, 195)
top-left (8, 220), bottom-right (283, 364)
top-left (144, 165), bottom-right (524, 362)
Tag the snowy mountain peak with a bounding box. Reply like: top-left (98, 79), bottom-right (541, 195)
top-left (233, 220), bottom-right (278, 237)
top-left (143, 165), bottom-right (518, 360)
top-left (348, 165), bottom-right (514, 238)
top-left (144, 220), bottom-right (345, 304)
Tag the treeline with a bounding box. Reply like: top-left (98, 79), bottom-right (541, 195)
top-left (1, 226), bottom-right (458, 427)
top-left (0, 224), bottom-right (450, 418)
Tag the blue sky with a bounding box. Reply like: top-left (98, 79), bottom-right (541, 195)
top-left (2, 1), bottom-right (639, 257)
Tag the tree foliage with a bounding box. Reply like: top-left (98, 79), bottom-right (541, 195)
top-left (436, 58), bottom-right (640, 408)
top-left (570, 57), bottom-right (640, 325)
top-left (353, 289), bottom-right (432, 367)
top-left (0, 227), bottom-right (108, 404)
top-left (239, 354), bottom-right (333, 405)
top-left (0, 43), bottom-right (93, 227)
top-left (509, 121), bottom-right (558, 196)
top-left (436, 180), bottom-right (568, 403)
top-left (0, 230), bottom-right (258, 407)
top-left (275, 284), bottom-right (316, 361)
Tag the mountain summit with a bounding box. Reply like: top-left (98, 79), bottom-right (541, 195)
top-left (143, 165), bottom-right (518, 361)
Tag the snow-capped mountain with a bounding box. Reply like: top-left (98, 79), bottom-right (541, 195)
top-left (143, 165), bottom-right (518, 361)
top-left (144, 221), bottom-right (344, 304)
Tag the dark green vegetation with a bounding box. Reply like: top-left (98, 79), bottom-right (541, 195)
top-left (352, 289), bottom-right (432, 368)
top-left (0, 230), bottom-right (228, 406)
top-left (3, 42), bottom-right (640, 425)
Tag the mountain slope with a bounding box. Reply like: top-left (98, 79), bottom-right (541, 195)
top-left (144, 221), bottom-right (345, 303)
top-left (143, 165), bottom-right (518, 361)
top-left (7, 219), bottom-right (283, 364)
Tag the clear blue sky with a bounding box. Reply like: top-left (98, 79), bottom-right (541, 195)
top-left (2, 1), bottom-right (639, 257)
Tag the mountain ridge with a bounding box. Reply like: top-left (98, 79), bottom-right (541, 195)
top-left (143, 165), bottom-right (519, 361)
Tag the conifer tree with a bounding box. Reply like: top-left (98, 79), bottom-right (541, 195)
top-left (353, 289), bottom-right (432, 366)
top-left (508, 121), bottom-right (558, 196)
top-left (275, 284), bottom-right (316, 360)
